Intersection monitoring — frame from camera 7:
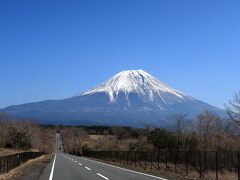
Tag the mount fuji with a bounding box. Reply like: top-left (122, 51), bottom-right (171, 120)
top-left (1, 70), bottom-right (225, 127)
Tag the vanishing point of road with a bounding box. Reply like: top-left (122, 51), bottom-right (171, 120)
top-left (39, 132), bottom-right (168, 180)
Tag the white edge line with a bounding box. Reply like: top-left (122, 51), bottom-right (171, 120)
top-left (78, 163), bottom-right (82, 165)
top-left (97, 173), bottom-right (109, 180)
top-left (79, 157), bottom-right (167, 180)
top-left (49, 154), bottom-right (56, 180)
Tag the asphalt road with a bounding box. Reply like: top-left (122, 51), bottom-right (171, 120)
top-left (39, 133), bottom-right (168, 180)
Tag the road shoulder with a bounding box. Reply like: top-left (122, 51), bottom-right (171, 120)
top-left (0, 155), bottom-right (52, 180)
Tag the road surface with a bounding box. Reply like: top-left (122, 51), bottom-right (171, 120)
top-left (39, 133), bottom-right (168, 180)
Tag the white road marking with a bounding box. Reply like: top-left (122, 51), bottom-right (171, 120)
top-left (49, 154), bottom-right (56, 180)
top-left (85, 166), bottom-right (91, 171)
top-left (80, 157), bottom-right (168, 180)
top-left (78, 163), bottom-right (82, 165)
top-left (74, 161), bottom-right (77, 163)
top-left (97, 173), bottom-right (109, 180)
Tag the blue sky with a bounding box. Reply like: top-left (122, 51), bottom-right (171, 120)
top-left (0, 0), bottom-right (239, 109)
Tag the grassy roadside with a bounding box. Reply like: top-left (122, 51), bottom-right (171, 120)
top-left (83, 157), bottom-right (239, 180)
top-left (0, 154), bottom-right (52, 180)
top-left (84, 157), bottom-right (193, 180)
top-left (0, 149), bottom-right (23, 157)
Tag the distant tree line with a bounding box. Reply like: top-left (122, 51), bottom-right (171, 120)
top-left (62, 111), bottom-right (240, 154)
top-left (1, 91), bottom-right (240, 155)
top-left (0, 113), bottom-right (55, 153)
top-left (62, 91), bottom-right (240, 154)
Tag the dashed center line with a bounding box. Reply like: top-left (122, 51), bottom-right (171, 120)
top-left (85, 166), bottom-right (91, 171)
top-left (63, 155), bottom-right (110, 180)
top-left (97, 173), bottom-right (109, 180)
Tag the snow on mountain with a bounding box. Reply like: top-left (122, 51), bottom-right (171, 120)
top-left (1, 69), bottom-right (226, 127)
top-left (81, 70), bottom-right (193, 110)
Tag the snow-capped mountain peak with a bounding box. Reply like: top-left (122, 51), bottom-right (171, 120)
top-left (82, 70), bottom-right (193, 105)
top-left (1, 69), bottom-right (226, 127)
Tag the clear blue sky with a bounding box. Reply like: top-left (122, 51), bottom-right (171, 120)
top-left (0, 0), bottom-right (239, 109)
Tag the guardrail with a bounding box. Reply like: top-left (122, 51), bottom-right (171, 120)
top-left (80, 150), bottom-right (240, 180)
top-left (0, 151), bottom-right (45, 174)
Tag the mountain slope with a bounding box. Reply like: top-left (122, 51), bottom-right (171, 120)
top-left (81, 70), bottom-right (193, 110)
top-left (1, 70), bottom-right (225, 127)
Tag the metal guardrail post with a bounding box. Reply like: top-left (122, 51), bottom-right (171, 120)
top-left (165, 151), bottom-right (168, 171)
top-left (238, 151), bottom-right (240, 180)
top-left (175, 151), bottom-right (177, 173)
top-left (185, 151), bottom-right (189, 176)
top-left (120, 152), bottom-right (122, 164)
top-left (144, 152), bottom-right (147, 168)
top-left (150, 152), bottom-right (153, 169)
top-left (130, 151), bottom-right (133, 166)
top-left (0, 152), bottom-right (44, 174)
top-left (0, 157), bottom-right (1, 173)
top-left (216, 152), bottom-right (218, 180)
top-left (6, 156), bottom-right (9, 172)
top-left (204, 151), bottom-right (207, 171)
top-left (134, 151), bottom-right (137, 166)
top-left (199, 152), bottom-right (202, 178)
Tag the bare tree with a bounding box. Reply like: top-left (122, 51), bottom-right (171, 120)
top-left (226, 92), bottom-right (240, 125)
top-left (168, 114), bottom-right (188, 134)
top-left (195, 111), bottom-right (220, 151)
top-left (62, 127), bottom-right (88, 155)
top-left (168, 114), bottom-right (189, 150)
top-left (73, 127), bottom-right (88, 154)
top-left (167, 114), bottom-right (189, 150)
top-left (0, 113), bottom-right (8, 147)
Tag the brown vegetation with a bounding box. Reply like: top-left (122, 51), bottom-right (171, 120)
top-left (0, 113), bottom-right (55, 155)
top-left (0, 155), bottom-right (51, 180)
top-left (61, 111), bottom-right (240, 154)
top-left (61, 110), bottom-right (240, 180)
top-left (226, 92), bottom-right (240, 126)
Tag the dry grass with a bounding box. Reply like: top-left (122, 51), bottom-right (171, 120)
top-left (85, 135), bottom-right (152, 151)
top-left (0, 155), bottom-right (47, 180)
top-left (84, 158), bottom-right (238, 180)
top-left (0, 149), bottom-right (23, 157)
top-left (86, 157), bottom-right (185, 180)
top-left (0, 148), bottom-right (42, 157)
top-left (157, 162), bottom-right (238, 180)
top-left (201, 170), bottom-right (238, 180)
top-left (89, 135), bottom-right (115, 140)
